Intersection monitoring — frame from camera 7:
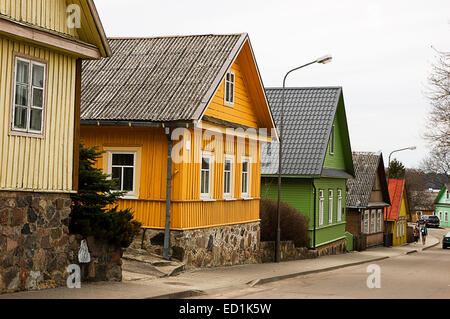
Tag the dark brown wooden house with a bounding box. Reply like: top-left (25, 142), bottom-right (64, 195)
top-left (346, 152), bottom-right (391, 250)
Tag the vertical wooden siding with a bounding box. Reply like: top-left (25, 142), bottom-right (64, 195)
top-left (204, 54), bottom-right (259, 128)
top-left (0, 0), bottom-right (79, 38)
top-left (80, 125), bottom-right (262, 229)
top-left (0, 35), bottom-right (76, 192)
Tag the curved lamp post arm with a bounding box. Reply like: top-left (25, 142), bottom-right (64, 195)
top-left (275, 55), bottom-right (333, 263)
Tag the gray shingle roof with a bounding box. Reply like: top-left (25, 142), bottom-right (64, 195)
top-left (261, 87), bottom-right (342, 176)
top-left (346, 152), bottom-right (384, 208)
top-left (81, 34), bottom-right (246, 122)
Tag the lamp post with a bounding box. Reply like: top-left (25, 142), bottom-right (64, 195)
top-left (275, 54), bottom-right (333, 263)
top-left (384, 146), bottom-right (416, 244)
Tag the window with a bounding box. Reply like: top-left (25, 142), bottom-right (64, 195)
top-left (109, 152), bottom-right (136, 196)
top-left (330, 123), bottom-right (335, 155)
top-left (447, 191), bottom-right (449, 200)
top-left (241, 158), bottom-right (250, 197)
top-left (370, 210), bottom-right (376, 233)
top-left (12, 56), bottom-right (46, 134)
top-left (445, 212), bottom-right (449, 223)
top-left (328, 190), bottom-right (333, 224)
top-left (319, 190), bottom-right (324, 226)
top-left (363, 211), bottom-right (369, 233)
top-left (396, 222), bottom-right (399, 238)
top-left (224, 71), bottom-right (235, 105)
top-left (377, 209), bottom-right (383, 232)
top-left (337, 189), bottom-right (342, 222)
top-left (223, 156), bottom-right (234, 198)
top-left (201, 154), bottom-right (213, 199)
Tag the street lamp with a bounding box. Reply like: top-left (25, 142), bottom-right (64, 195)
top-left (384, 146), bottom-right (417, 244)
top-left (275, 54), bottom-right (333, 263)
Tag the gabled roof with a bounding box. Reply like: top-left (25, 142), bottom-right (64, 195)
top-left (261, 87), bottom-right (353, 176)
top-left (386, 179), bottom-right (406, 220)
top-left (82, 0), bottom-right (112, 57)
top-left (347, 152), bottom-right (390, 208)
top-left (81, 33), bottom-right (275, 126)
top-left (435, 183), bottom-right (450, 205)
top-left (409, 190), bottom-right (438, 211)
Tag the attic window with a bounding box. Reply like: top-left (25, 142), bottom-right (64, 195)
top-left (330, 124), bottom-right (335, 155)
top-left (224, 71), bottom-right (235, 105)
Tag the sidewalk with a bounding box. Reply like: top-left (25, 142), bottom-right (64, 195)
top-left (0, 234), bottom-right (440, 299)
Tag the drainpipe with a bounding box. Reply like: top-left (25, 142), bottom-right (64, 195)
top-left (163, 127), bottom-right (173, 260)
top-left (312, 179), bottom-right (317, 249)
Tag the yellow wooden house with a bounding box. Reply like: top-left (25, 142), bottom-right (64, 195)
top-left (386, 179), bottom-right (409, 246)
top-left (80, 34), bottom-right (277, 267)
top-left (0, 0), bottom-right (110, 291)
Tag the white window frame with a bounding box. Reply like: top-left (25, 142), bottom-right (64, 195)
top-left (328, 190), bottom-right (333, 224)
top-left (445, 212), bottom-right (449, 223)
top-left (11, 56), bottom-right (46, 135)
top-left (403, 221), bottom-right (406, 237)
top-left (370, 210), bottom-right (376, 234)
top-left (330, 123), bottom-right (335, 155)
top-left (377, 209), bottom-right (382, 232)
top-left (241, 157), bottom-right (251, 198)
top-left (224, 71), bottom-right (235, 106)
top-left (200, 153), bottom-right (214, 200)
top-left (337, 189), bottom-right (342, 222)
top-left (363, 210), bottom-right (369, 234)
top-left (319, 190), bottom-right (324, 226)
top-left (223, 155), bottom-right (234, 199)
top-left (108, 151), bottom-right (137, 198)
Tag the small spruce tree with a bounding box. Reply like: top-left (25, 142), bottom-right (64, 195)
top-left (70, 144), bottom-right (141, 248)
top-left (387, 158), bottom-right (406, 179)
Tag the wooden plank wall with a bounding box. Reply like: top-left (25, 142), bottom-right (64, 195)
top-left (0, 0), bottom-right (78, 38)
top-left (0, 35), bottom-right (76, 192)
top-left (80, 125), bottom-right (262, 229)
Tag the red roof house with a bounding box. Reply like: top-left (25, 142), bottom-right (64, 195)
top-left (385, 179), bottom-right (408, 246)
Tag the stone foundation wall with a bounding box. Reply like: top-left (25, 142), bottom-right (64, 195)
top-left (260, 238), bottom-right (347, 263)
top-left (131, 222), bottom-right (260, 268)
top-left (314, 238), bottom-right (347, 257)
top-left (259, 241), bottom-right (318, 263)
top-left (0, 191), bottom-right (122, 294)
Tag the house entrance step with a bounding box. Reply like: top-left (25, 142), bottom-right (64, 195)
top-left (122, 248), bottom-right (185, 279)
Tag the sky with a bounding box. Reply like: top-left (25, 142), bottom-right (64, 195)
top-left (93, 0), bottom-right (449, 168)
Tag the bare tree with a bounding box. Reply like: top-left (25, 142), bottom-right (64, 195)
top-left (421, 145), bottom-right (450, 175)
top-left (424, 49), bottom-right (450, 148)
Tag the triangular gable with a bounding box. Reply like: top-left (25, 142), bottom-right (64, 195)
top-left (373, 154), bottom-right (391, 205)
top-left (321, 91), bottom-right (355, 177)
top-left (67, 0), bottom-right (111, 57)
top-left (198, 36), bottom-right (277, 134)
top-left (434, 184), bottom-right (449, 204)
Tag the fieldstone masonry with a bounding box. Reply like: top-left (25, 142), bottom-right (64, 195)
top-left (131, 222), bottom-right (261, 268)
top-left (0, 191), bottom-right (122, 294)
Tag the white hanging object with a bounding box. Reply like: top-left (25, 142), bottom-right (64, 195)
top-left (78, 239), bottom-right (91, 263)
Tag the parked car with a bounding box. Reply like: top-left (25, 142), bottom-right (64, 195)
top-left (443, 232), bottom-right (450, 249)
top-left (418, 215), bottom-right (440, 228)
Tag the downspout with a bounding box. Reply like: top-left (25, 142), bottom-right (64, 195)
top-left (163, 127), bottom-right (173, 260)
top-left (312, 179), bottom-right (317, 249)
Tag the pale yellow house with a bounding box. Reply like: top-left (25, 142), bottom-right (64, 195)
top-left (0, 0), bottom-right (110, 292)
top-left (386, 179), bottom-right (408, 246)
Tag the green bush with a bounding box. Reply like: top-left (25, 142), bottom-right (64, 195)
top-left (260, 199), bottom-right (310, 248)
top-left (70, 144), bottom-right (141, 248)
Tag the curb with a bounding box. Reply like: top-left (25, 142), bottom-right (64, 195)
top-left (149, 289), bottom-right (206, 299)
top-left (247, 256), bottom-right (389, 287)
top-left (421, 240), bottom-right (440, 251)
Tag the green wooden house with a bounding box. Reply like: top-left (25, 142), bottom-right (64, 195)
top-left (434, 183), bottom-right (450, 228)
top-left (261, 87), bottom-right (355, 250)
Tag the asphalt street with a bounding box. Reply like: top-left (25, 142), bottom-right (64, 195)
top-left (192, 228), bottom-right (450, 299)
